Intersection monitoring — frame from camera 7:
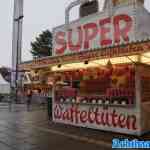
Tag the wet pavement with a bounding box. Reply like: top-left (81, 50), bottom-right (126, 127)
top-left (0, 103), bottom-right (149, 150)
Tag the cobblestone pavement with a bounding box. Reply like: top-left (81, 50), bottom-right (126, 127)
top-left (0, 103), bottom-right (149, 150)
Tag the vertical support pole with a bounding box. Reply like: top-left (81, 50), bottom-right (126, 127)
top-left (135, 64), bottom-right (142, 135)
top-left (12, 0), bottom-right (24, 103)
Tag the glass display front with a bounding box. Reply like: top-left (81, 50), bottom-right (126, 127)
top-left (54, 64), bottom-right (135, 106)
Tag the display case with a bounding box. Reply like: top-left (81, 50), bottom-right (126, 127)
top-left (54, 64), bottom-right (135, 107)
top-left (52, 64), bottom-right (146, 135)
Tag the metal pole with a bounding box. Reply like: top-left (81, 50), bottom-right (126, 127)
top-left (15, 19), bottom-right (19, 103)
top-left (14, 15), bottom-right (24, 103)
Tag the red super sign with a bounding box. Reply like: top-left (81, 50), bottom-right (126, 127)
top-left (54, 14), bottom-right (133, 55)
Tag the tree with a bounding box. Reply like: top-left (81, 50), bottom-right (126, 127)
top-left (30, 30), bottom-right (52, 58)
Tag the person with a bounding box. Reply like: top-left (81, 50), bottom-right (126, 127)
top-left (38, 89), bottom-right (45, 109)
top-left (26, 89), bottom-right (32, 111)
top-left (8, 94), bottom-right (12, 112)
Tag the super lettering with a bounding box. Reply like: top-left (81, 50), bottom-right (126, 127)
top-left (54, 14), bottom-right (133, 55)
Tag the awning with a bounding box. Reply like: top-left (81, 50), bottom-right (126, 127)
top-left (19, 40), bottom-right (150, 71)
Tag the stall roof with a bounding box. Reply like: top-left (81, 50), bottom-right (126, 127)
top-left (19, 40), bottom-right (150, 71)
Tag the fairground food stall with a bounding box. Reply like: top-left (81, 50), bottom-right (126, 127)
top-left (20, 0), bottom-right (150, 135)
top-left (22, 68), bottom-right (53, 97)
top-left (20, 67), bottom-right (53, 105)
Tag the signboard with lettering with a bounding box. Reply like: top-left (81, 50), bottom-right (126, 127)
top-left (53, 103), bottom-right (140, 135)
top-left (19, 41), bottom-right (150, 70)
top-left (53, 5), bottom-right (135, 56)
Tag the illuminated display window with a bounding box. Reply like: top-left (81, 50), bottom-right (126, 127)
top-left (113, 0), bottom-right (144, 6)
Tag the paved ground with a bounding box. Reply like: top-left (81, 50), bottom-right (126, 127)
top-left (0, 103), bottom-right (149, 150)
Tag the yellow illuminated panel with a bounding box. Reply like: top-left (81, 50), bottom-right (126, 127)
top-left (140, 52), bottom-right (150, 64)
top-left (51, 62), bottom-right (100, 71)
top-left (141, 56), bottom-right (150, 64)
top-left (142, 52), bottom-right (150, 58)
top-left (51, 55), bottom-right (140, 72)
top-left (92, 55), bottom-right (138, 65)
top-left (51, 53), bottom-right (150, 72)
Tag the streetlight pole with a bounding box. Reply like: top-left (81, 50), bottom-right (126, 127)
top-left (14, 15), bottom-right (24, 103)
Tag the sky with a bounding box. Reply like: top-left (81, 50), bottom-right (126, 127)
top-left (0, 0), bottom-right (150, 68)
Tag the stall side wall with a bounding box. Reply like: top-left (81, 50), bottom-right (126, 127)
top-left (139, 65), bottom-right (150, 134)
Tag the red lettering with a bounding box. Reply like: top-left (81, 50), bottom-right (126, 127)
top-left (55, 32), bottom-right (66, 54)
top-left (83, 23), bottom-right (98, 49)
top-left (95, 108), bottom-right (102, 125)
top-left (54, 105), bottom-right (62, 119)
top-left (62, 110), bottom-right (70, 120)
top-left (80, 111), bottom-right (88, 123)
top-left (111, 110), bottom-right (118, 127)
top-left (101, 112), bottom-right (106, 126)
top-left (105, 111), bottom-right (111, 127)
top-left (70, 107), bottom-right (75, 122)
top-left (54, 14), bottom-right (133, 55)
top-left (72, 106), bottom-right (80, 124)
top-left (88, 110), bottom-right (95, 123)
top-left (100, 18), bottom-right (112, 46)
top-left (68, 26), bottom-right (83, 51)
top-left (118, 114), bottom-right (126, 128)
top-left (114, 14), bottom-right (132, 44)
top-left (126, 115), bottom-right (137, 130)
top-left (53, 104), bottom-right (138, 131)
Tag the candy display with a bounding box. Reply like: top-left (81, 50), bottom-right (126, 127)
top-left (54, 64), bottom-right (135, 106)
